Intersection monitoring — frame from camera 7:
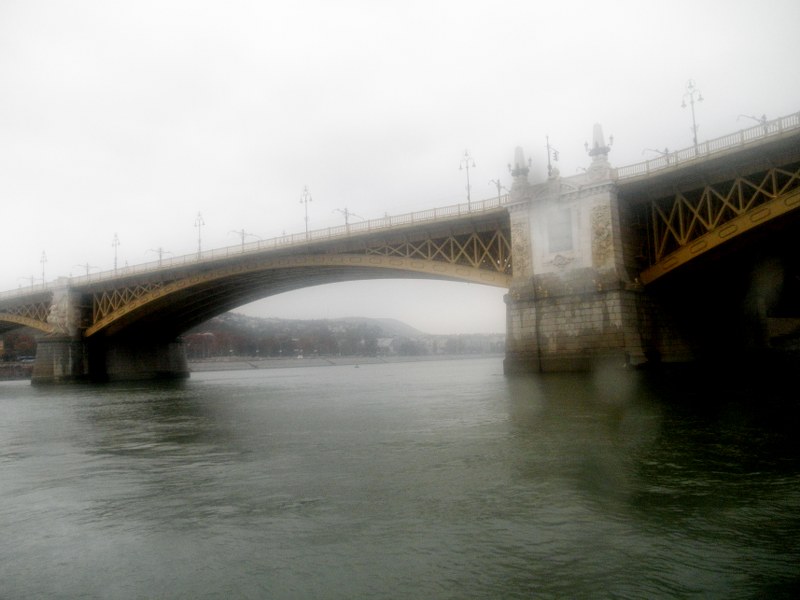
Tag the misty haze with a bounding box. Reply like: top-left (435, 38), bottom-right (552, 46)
top-left (1, 1), bottom-right (799, 598)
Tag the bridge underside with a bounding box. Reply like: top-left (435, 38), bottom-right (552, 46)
top-left (0, 293), bottom-right (53, 335)
top-left (607, 144), bottom-right (800, 372)
top-left (27, 253), bottom-right (511, 383)
top-left (86, 254), bottom-right (511, 339)
top-left (644, 207), bottom-right (800, 367)
top-left (0, 210), bottom-right (512, 383)
top-left (637, 162), bottom-right (800, 284)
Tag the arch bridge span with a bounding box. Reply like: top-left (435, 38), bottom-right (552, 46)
top-left (86, 250), bottom-right (512, 339)
top-left (83, 207), bottom-right (512, 339)
top-left (0, 200), bottom-right (512, 381)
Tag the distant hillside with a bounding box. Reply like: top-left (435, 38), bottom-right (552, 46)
top-left (1, 312), bottom-right (503, 370)
top-left (335, 317), bottom-right (425, 338)
top-left (199, 313), bottom-right (426, 337)
top-left (184, 312), bottom-right (504, 359)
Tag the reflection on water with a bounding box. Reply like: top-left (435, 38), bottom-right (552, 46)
top-left (1, 358), bottom-right (798, 599)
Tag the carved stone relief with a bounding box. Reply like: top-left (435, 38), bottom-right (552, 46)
top-left (591, 205), bottom-right (613, 268)
top-left (47, 289), bottom-right (82, 337)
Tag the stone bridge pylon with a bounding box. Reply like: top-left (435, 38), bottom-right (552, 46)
top-left (503, 126), bottom-right (653, 372)
top-left (504, 113), bottom-right (800, 373)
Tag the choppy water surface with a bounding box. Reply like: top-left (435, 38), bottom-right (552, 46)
top-left (1, 357), bottom-right (798, 599)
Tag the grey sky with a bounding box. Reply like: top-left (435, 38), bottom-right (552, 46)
top-left (2, 0), bottom-right (799, 334)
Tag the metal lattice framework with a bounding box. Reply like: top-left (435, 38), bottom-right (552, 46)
top-left (363, 229), bottom-right (512, 274)
top-left (86, 225), bottom-right (513, 329)
top-left (83, 251), bottom-right (514, 337)
top-left (92, 282), bottom-right (164, 324)
top-left (641, 162), bottom-right (800, 283)
top-left (0, 301), bottom-right (54, 333)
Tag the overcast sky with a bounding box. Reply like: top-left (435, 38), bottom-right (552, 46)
top-left (2, 0), bottom-right (799, 334)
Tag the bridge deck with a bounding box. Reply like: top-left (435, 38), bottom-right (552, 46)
top-left (1, 195), bottom-right (511, 302)
top-left (615, 112), bottom-right (800, 182)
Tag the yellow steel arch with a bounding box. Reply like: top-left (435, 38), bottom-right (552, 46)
top-left (0, 312), bottom-right (56, 334)
top-left (641, 186), bottom-right (800, 284)
top-left (85, 253), bottom-right (512, 337)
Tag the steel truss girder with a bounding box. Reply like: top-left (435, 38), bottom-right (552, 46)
top-left (642, 162), bottom-right (800, 282)
top-left (89, 227), bottom-right (511, 327)
top-left (92, 282), bottom-right (164, 324)
top-left (0, 300), bottom-right (54, 333)
top-left (85, 253), bottom-right (513, 337)
top-left (3, 301), bottom-right (51, 323)
top-left (362, 228), bottom-right (512, 274)
top-left (0, 304), bottom-right (55, 333)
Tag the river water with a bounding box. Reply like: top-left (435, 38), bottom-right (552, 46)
top-left (1, 357), bottom-right (798, 599)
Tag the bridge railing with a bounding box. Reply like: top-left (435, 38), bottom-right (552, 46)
top-left (45, 194), bottom-right (511, 289)
top-left (615, 111), bottom-right (800, 180)
top-left (0, 283), bottom-right (50, 302)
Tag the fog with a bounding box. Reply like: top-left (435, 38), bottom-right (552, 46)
top-left (1, 0), bottom-right (798, 333)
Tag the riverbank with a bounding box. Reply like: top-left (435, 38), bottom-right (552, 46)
top-left (0, 354), bottom-right (504, 381)
top-left (188, 353), bottom-right (503, 372)
top-left (0, 363), bottom-right (33, 381)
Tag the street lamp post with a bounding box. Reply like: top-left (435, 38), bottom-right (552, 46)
top-left (194, 212), bottom-right (205, 258)
top-left (488, 179), bottom-right (507, 201)
top-left (229, 229), bottom-right (259, 252)
top-left (300, 186), bottom-right (312, 238)
top-left (75, 263), bottom-right (98, 277)
top-left (148, 247), bottom-right (171, 267)
top-left (40, 251), bottom-right (47, 289)
top-left (738, 113), bottom-right (768, 134)
top-left (334, 207), bottom-right (363, 233)
top-left (643, 147), bottom-right (671, 165)
top-left (682, 79), bottom-right (704, 149)
top-left (459, 150), bottom-right (475, 210)
top-left (112, 233), bottom-right (120, 273)
top-left (546, 135), bottom-right (559, 177)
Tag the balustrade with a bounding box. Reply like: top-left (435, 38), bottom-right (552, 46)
top-left (616, 112), bottom-right (800, 180)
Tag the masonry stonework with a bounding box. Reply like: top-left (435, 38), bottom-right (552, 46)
top-left (504, 131), bottom-right (657, 373)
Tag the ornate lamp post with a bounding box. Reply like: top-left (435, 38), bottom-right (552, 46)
top-left (194, 212), bottom-right (205, 258)
top-left (546, 136), bottom-right (559, 177)
top-left (40, 251), bottom-right (47, 288)
top-left (459, 150), bottom-right (475, 210)
top-left (112, 233), bottom-right (120, 273)
top-left (300, 186), bottom-right (312, 238)
top-left (682, 79), bottom-right (704, 149)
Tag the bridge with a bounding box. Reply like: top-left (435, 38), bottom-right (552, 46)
top-left (2, 112), bottom-right (799, 382)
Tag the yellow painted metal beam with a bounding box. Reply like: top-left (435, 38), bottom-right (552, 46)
top-left (0, 312), bottom-right (55, 334)
top-left (640, 186), bottom-right (800, 284)
top-left (86, 254), bottom-right (512, 337)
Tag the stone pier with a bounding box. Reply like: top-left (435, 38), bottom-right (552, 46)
top-left (503, 128), bottom-right (657, 373)
top-left (32, 336), bottom-right (190, 384)
top-left (30, 281), bottom-right (189, 384)
top-left (31, 337), bottom-right (90, 384)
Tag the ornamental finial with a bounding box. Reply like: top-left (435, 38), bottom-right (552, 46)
top-left (584, 123), bottom-right (613, 158)
top-left (508, 146), bottom-right (531, 177)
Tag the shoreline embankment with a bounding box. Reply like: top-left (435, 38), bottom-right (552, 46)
top-left (188, 353), bottom-right (502, 372)
top-left (0, 363), bottom-right (33, 381)
top-left (0, 354), bottom-right (503, 381)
